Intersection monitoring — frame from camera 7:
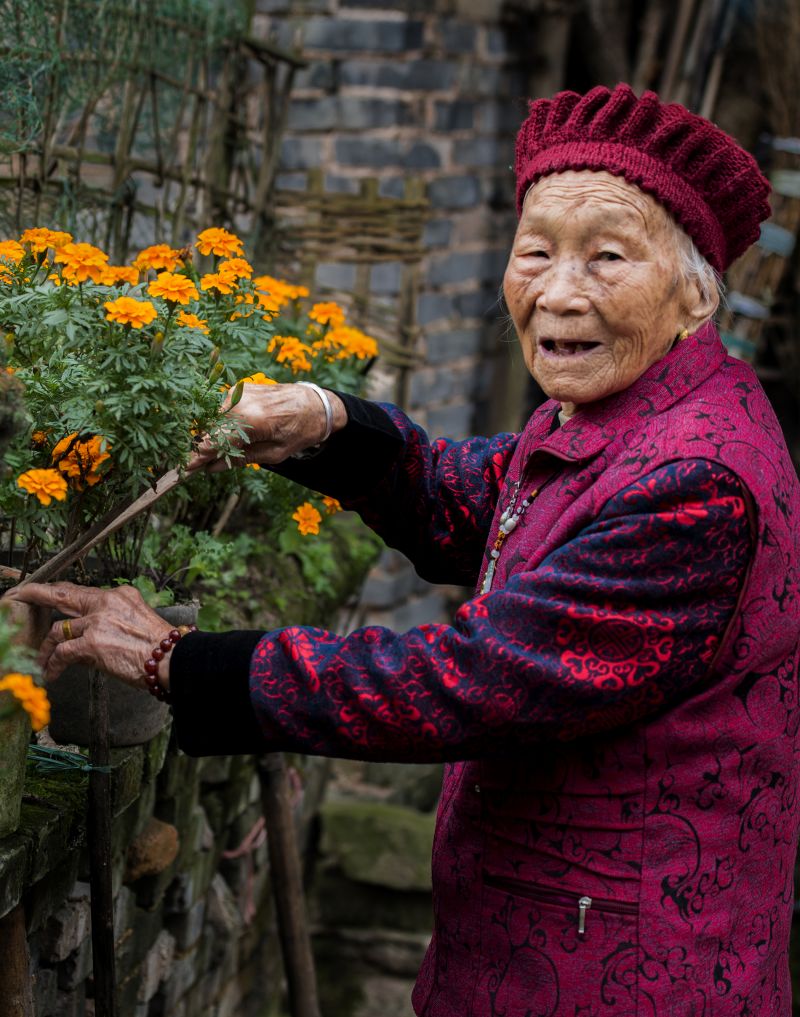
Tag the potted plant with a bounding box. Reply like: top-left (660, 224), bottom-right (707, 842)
top-left (0, 227), bottom-right (378, 743)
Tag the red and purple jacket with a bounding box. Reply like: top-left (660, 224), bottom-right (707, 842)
top-left (172, 324), bottom-right (800, 1016)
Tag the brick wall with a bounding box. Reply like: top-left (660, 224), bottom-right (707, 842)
top-left (255, 0), bottom-right (525, 628)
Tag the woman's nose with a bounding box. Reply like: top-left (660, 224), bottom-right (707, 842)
top-left (536, 259), bottom-right (590, 315)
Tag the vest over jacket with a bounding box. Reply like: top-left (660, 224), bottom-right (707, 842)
top-left (408, 325), bottom-right (800, 1017)
top-left (169, 324), bottom-right (800, 1016)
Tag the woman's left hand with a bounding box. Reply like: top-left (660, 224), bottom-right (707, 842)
top-left (4, 582), bottom-right (172, 690)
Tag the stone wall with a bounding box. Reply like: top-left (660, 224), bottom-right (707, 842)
top-left (255, 0), bottom-right (526, 630)
top-left (1, 729), bottom-right (287, 1017)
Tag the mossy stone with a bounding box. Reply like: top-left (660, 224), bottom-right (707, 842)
top-left (319, 800), bottom-right (435, 892)
top-left (0, 709), bottom-right (30, 839)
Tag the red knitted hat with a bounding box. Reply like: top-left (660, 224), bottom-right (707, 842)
top-left (514, 84), bottom-right (771, 272)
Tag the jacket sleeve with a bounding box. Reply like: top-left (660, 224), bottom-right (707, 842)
top-left (272, 392), bottom-right (519, 586)
top-left (170, 458), bottom-right (752, 760)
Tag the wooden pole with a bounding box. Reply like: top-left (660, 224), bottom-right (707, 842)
top-left (256, 753), bottom-right (321, 1017)
top-left (0, 905), bottom-right (35, 1017)
top-left (88, 669), bottom-right (117, 1017)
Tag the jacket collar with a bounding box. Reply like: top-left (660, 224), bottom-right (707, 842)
top-left (520, 322), bottom-right (727, 465)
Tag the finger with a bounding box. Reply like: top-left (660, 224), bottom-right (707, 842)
top-left (44, 636), bottom-right (94, 683)
top-left (6, 581), bottom-right (101, 616)
top-left (37, 615), bottom-right (88, 669)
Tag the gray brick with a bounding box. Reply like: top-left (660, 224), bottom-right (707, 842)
top-left (294, 60), bottom-right (337, 90)
top-left (478, 100), bottom-right (527, 134)
top-left (334, 137), bottom-right (440, 169)
top-left (370, 261), bottom-right (403, 295)
top-left (427, 402), bottom-right (475, 437)
top-left (486, 26), bottom-right (507, 54)
top-left (481, 171), bottom-right (516, 208)
top-left (378, 176), bottom-right (406, 198)
top-left (428, 174), bottom-right (481, 209)
top-left (339, 97), bottom-right (416, 130)
top-left (315, 261), bottom-right (357, 289)
top-left (454, 137), bottom-right (510, 168)
top-left (426, 328), bottom-right (483, 364)
top-left (339, 59), bottom-right (457, 91)
top-left (138, 930), bottom-right (176, 1003)
top-left (39, 891), bottom-right (91, 963)
top-left (439, 20), bottom-right (476, 52)
top-left (304, 17), bottom-right (424, 53)
top-left (279, 137), bottom-right (323, 171)
top-left (456, 62), bottom-right (504, 96)
top-left (455, 287), bottom-right (502, 319)
top-left (417, 292), bottom-right (455, 326)
top-left (423, 218), bottom-right (453, 248)
top-left (410, 367), bottom-right (458, 405)
top-left (56, 936), bottom-right (92, 991)
top-left (257, 0), bottom-right (331, 10)
top-left (288, 96), bottom-right (338, 131)
top-left (428, 251), bottom-right (483, 287)
top-left (325, 173), bottom-right (359, 194)
top-left (434, 100), bottom-right (475, 131)
top-left (341, 0), bottom-right (430, 9)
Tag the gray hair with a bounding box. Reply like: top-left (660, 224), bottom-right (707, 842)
top-left (669, 219), bottom-right (724, 324)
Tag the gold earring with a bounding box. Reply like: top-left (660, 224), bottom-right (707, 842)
top-left (677, 328), bottom-right (689, 342)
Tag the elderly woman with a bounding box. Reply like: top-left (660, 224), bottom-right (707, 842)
top-left (11, 84), bottom-right (800, 1015)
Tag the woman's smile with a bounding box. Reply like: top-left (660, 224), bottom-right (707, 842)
top-left (538, 337), bottom-right (603, 357)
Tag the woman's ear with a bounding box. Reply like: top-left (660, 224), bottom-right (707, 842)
top-left (682, 276), bottom-right (719, 329)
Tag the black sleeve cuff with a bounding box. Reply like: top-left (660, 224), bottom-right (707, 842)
top-left (170, 630), bottom-right (267, 756)
top-left (270, 391), bottom-right (405, 500)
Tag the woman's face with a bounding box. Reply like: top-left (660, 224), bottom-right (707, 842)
top-left (503, 170), bottom-right (694, 414)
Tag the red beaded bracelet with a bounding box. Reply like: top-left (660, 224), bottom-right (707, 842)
top-left (142, 624), bottom-right (197, 703)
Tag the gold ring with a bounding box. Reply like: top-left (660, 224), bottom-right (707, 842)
top-left (61, 619), bottom-right (74, 641)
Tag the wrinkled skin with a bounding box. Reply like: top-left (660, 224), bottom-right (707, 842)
top-left (190, 382), bottom-right (347, 472)
top-left (504, 170), bottom-right (717, 416)
top-left (5, 582), bottom-right (170, 687)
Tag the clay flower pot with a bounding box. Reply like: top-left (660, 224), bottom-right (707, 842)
top-left (0, 708), bottom-right (30, 840)
top-left (46, 602), bottom-right (198, 747)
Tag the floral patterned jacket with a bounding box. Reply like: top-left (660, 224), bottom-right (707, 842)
top-left (172, 323), bottom-right (800, 1016)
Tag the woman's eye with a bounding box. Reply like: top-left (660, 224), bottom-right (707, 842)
top-left (597, 251), bottom-right (623, 262)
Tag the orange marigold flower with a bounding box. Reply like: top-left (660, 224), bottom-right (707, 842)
top-left (218, 257), bottom-right (253, 280)
top-left (0, 673), bottom-right (50, 731)
top-left (292, 502), bottom-right (322, 536)
top-left (104, 296), bottom-right (158, 328)
top-left (133, 244), bottom-right (184, 273)
top-left (0, 265), bottom-right (12, 282)
top-left (309, 301), bottom-right (346, 328)
top-left (31, 430), bottom-right (48, 446)
top-left (17, 468), bottom-right (68, 506)
top-left (0, 240), bottom-right (25, 264)
top-left (100, 265), bottom-right (139, 286)
top-left (323, 496), bottom-right (342, 515)
top-left (20, 228), bottom-right (72, 254)
top-left (328, 325), bottom-right (379, 360)
top-left (195, 227), bottom-right (244, 259)
top-left (55, 242), bottom-right (109, 284)
top-left (253, 275), bottom-right (309, 301)
top-left (201, 272), bottom-right (236, 295)
top-left (176, 311), bottom-right (209, 333)
top-left (148, 271), bottom-right (199, 305)
top-left (267, 335), bottom-right (314, 373)
top-left (52, 433), bottom-right (111, 487)
top-left (239, 372), bottom-right (276, 385)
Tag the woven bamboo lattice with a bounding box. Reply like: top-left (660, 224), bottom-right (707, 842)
top-left (0, 0), bottom-right (304, 262)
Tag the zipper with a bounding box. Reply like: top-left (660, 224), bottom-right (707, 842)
top-left (483, 873), bottom-right (637, 936)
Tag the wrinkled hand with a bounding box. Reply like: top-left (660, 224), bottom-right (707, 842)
top-left (4, 582), bottom-right (171, 689)
top-left (189, 381), bottom-right (347, 472)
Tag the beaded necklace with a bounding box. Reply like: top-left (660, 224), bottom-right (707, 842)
top-left (480, 480), bottom-right (541, 594)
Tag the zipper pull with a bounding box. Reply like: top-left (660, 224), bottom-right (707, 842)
top-left (577, 896), bottom-right (592, 935)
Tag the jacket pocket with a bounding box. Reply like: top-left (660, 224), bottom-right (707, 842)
top-left (483, 872), bottom-right (638, 937)
top-left (473, 873), bottom-right (641, 1017)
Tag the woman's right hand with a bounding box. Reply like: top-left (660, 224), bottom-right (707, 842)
top-left (189, 382), bottom-right (347, 472)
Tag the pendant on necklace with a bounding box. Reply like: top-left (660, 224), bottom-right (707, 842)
top-left (480, 486), bottom-right (538, 594)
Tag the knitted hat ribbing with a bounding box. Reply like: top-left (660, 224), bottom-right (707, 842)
top-left (514, 84), bottom-right (771, 272)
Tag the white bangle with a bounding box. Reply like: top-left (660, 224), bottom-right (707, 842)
top-left (296, 381), bottom-right (333, 444)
